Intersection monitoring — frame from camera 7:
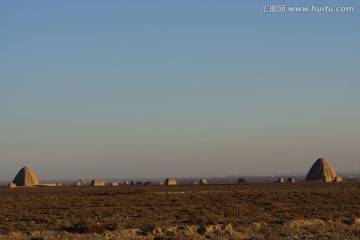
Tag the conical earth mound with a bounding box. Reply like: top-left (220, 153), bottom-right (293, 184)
top-left (305, 158), bottom-right (337, 182)
top-left (12, 167), bottom-right (40, 186)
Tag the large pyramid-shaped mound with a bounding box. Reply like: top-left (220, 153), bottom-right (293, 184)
top-left (305, 158), bottom-right (337, 182)
top-left (12, 167), bottom-right (40, 186)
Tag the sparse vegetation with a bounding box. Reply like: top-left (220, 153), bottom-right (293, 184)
top-left (63, 221), bottom-right (108, 234)
top-left (0, 182), bottom-right (359, 239)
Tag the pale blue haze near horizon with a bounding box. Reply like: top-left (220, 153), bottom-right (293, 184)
top-left (0, 0), bottom-right (359, 181)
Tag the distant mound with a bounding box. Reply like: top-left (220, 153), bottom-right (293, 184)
top-left (73, 181), bottom-right (82, 186)
top-left (91, 180), bottom-right (106, 186)
top-left (305, 158), bottom-right (337, 182)
top-left (165, 178), bottom-right (177, 186)
top-left (200, 178), bottom-right (207, 184)
top-left (12, 166), bottom-right (40, 186)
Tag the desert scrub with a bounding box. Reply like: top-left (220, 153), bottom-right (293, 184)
top-left (0, 182), bottom-right (359, 234)
top-left (63, 221), bottom-right (117, 234)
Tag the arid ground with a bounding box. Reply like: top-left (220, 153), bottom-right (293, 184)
top-left (0, 182), bottom-right (359, 239)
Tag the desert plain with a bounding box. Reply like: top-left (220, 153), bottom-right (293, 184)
top-left (0, 181), bottom-right (359, 240)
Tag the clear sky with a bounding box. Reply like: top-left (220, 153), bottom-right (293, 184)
top-left (0, 1), bottom-right (359, 181)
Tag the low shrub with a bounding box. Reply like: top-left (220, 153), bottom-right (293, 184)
top-left (63, 221), bottom-right (107, 234)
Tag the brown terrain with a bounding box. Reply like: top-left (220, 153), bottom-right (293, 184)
top-left (0, 182), bottom-right (359, 240)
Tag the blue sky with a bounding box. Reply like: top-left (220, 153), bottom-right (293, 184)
top-left (0, 1), bottom-right (359, 181)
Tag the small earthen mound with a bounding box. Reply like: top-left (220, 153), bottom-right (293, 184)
top-left (91, 180), bottom-right (106, 186)
top-left (334, 176), bottom-right (343, 182)
top-left (199, 179), bottom-right (207, 184)
top-left (73, 181), bottom-right (82, 186)
top-left (277, 178), bottom-right (284, 183)
top-left (12, 166), bottom-right (40, 187)
top-left (306, 158), bottom-right (337, 182)
top-left (165, 178), bottom-right (177, 185)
